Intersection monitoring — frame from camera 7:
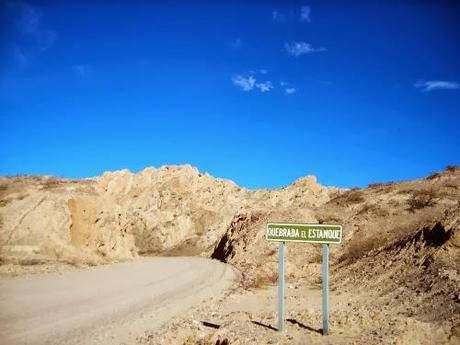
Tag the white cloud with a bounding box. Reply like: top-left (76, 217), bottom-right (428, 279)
top-left (232, 74), bottom-right (273, 93)
top-left (285, 41), bottom-right (326, 56)
top-left (249, 69), bottom-right (268, 75)
top-left (280, 81), bottom-right (289, 87)
top-left (256, 81), bottom-right (273, 92)
top-left (285, 87), bottom-right (296, 95)
top-left (300, 6), bottom-right (311, 22)
top-left (72, 64), bottom-right (91, 78)
top-left (232, 75), bottom-right (256, 91)
top-left (414, 80), bottom-right (459, 92)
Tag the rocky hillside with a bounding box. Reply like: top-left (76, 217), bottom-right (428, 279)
top-left (0, 165), bottom-right (336, 273)
top-left (1, 165), bottom-right (459, 343)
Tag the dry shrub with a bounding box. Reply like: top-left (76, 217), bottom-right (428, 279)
top-left (368, 181), bottom-right (395, 188)
top-left (41, 177), bottom-right (64, 190)
top-left (310, 250), bottom-right (322, 263)
top-left (426, 172), bottom-right (441, 180)
top-left (341, 239), bottom-right (374, 262)
top-left (407, 190), bottom-right (437, 212)
top-left (357, 203), bottom-right (389, 217)
top-left (317, 213), bottom-right (342, 224)
top-left (445, 165), bottom-right (459, 172)
top-left (244, 271), bottom-right (278, 289)
top-left (329, 188), bottom-right (365, 206)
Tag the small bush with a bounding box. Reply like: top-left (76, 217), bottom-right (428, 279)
top-left (368, 182), bottom-right (394, 188)
top-left (41, 178), bottom-right (63, 190)
top-left (329, 189), bottom-right (365, 206)
top-left (317, 214), bottom-right (342, 224)
top-left (407, 190), bottom-right (437, 212)
top-left (426, 172), bottom-right (441, 180)
top-left (251, 272), bottom-right (278, 289)
top-left (446, 165), bottom-right (459, 172)
top-left (357, 203), bottom-right (389, 217)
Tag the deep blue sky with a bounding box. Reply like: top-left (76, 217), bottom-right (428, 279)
top-left (1, 1), bottom-right (459, 188)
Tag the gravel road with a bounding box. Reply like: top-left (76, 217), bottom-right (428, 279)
top-left (0, 257), bottom-right (235, 345)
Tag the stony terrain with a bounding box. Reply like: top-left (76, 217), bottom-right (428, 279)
top-left (0, 165), bottom-right (335, 275)
top-left (1, 165), bottom-right (459, 344)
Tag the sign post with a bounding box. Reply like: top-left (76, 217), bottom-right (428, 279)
top-left (322, 243), bottom-right (330, 335)
top-left (278, 241), bottom-right (285, 332)
top-left (266, 223), bottom-right (342, 335)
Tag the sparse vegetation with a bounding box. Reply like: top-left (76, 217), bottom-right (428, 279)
top-left (357, 203), bottom-right (389, 217)
top-left (328, 188), bottom-right (365, 206)
top-left (407, 189), bottom-right (437, 212)
top-left (41, 178), bottom-right (64, 190)
top-left (426, 172), bottom-right (441, 180)
top-left (317, 214), bottom-right (342, 224)
top-left (445, 165), bottom-right (459, 172)
top-left (368, 182), bottom-right (395, 188)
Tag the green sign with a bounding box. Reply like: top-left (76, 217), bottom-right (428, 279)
top-left (266, 223), bottom-right (342, 244)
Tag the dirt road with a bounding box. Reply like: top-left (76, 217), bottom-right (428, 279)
top-left (0, 257), bottom-right (235, 345)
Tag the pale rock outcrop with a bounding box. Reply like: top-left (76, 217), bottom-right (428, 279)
top-left (0, 165), bottom-right (334, 267)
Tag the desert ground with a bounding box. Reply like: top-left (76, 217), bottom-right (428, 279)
top-left (0, 165), bottom-right (459, 344)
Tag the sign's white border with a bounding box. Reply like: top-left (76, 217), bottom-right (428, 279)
top-left (266, 223), bottom-right (343, 244)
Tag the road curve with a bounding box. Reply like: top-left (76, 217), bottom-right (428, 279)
top-left (0, 257), bottom-right (236, 345)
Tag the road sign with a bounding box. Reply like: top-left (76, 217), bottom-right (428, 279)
top-left (266, 223), bottom-right (342, 336)
top-left (266, 223), bottom-right (342, 244)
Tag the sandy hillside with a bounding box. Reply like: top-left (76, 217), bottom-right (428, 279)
top-left (0, 165), bottom-right (459, 344)
top-left (0, 165), bottom-right (336, 275)
top-left (146, 166), bottom-right (458, 344)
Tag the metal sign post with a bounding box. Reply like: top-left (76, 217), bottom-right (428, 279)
top-left (266, 223), bottom-right (342, 336)
top-left (322, 243), bottom-right (330, 335)
top-left (278, 241), bottom-right (285, 332)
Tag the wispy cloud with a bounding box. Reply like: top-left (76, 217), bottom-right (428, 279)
top-left (285, 87), bottom-right (296, 95)
top-left (232, 73), bottom-right (273, 93)
top-left (300, 6), bottom-right (311, 22)
top-left (15, 2), bottom-right (56, 50)
top-left (273, 5), bottom-right (312, 23)
top-left (285, 42), bottom-right (325, 56)
top-left (272, 10), bottom-right (288, 23)
top-left (256, 81), bottom-right (273, 92)
top-left (17, 2), bottom-right (41, 33)
top-left (414, 80), bottom-right (459, 92)
top-left (12, 47), bottom-right (28, 67)
top-left (249, 69), bottom-right (268, 75)
top-left (7, 2), bottom-right (57, 66)
top-left (232, 75), bottom-right (256, 91)
top-left (72, 64), bottom-right (91, 79)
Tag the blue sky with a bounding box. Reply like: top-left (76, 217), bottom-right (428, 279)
top-left (1, 1), bottom-right (459, 189)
